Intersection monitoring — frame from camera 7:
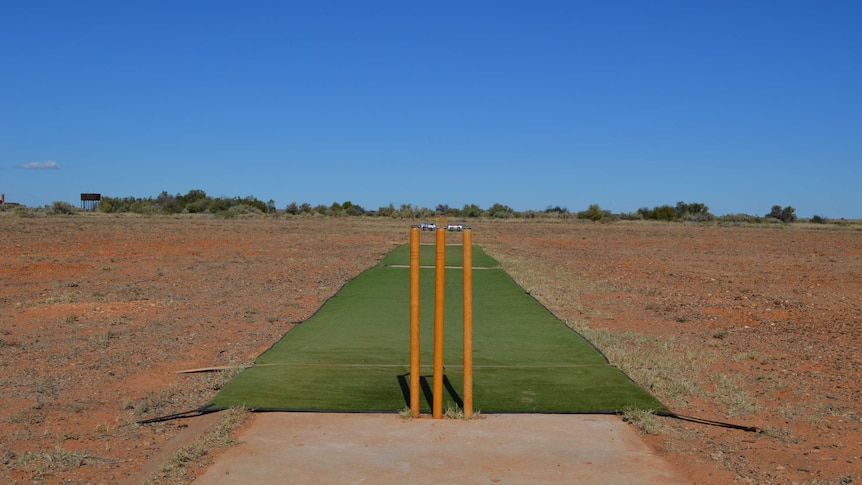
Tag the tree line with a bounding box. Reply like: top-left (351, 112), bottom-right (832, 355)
top-left (98, 190), bottom-right (276, 215)
top-left (86, 189), bottom-right (812, 223)
top-left (3, 189), bottom-right (822, 223)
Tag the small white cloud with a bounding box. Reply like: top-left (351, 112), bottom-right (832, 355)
top-left (20, 160), bottom-right (61, 170)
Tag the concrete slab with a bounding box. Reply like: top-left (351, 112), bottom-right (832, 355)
top-left (194, 413), bottom-right (689, 484)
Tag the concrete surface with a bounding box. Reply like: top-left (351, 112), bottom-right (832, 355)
top-left (194, 413), bottom-right (689, 484)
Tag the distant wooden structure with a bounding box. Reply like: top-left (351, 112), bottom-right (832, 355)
top-left (80, 193), bottom-right (101, 211)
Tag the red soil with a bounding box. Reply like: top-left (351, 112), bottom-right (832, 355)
top-left (1, 215), bottom-right (859, 484)
top-left (483, 220), bottom-right (861, 485)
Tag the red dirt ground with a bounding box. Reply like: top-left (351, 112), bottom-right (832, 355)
top-left (1, 215), bottom-right (860, 484)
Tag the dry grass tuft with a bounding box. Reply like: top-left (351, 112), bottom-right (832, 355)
top-left (712, 374), bottom-right (760, 417)
top-left (123, 385), bottom-right (183, 418)
top-left (16, 446), bottom-right (93, 478)
top-left (203, 363), bottom-right (249, 391)
top-left (145, 407), bottom-right (251, 484)
top-left (622, 406), bottom-right (663, 434)
top-left (444, 402), bottom-right (465, 419)
top-left (567, 319), bottom-right (705, 406)
top-left (398, 407), bottom-right (414, 420)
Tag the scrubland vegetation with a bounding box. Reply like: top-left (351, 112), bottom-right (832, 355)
top-left (0, 189), bottom-right (846, 225)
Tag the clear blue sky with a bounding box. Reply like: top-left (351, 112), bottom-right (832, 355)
top-left (2, 1), bottom-right (859, 217)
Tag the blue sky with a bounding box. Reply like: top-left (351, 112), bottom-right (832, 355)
top-left (2, 1), bottom-right (859, 217)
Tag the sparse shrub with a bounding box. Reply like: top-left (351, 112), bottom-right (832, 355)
top-left (681, 211), bottom-right (715, 222)
top-left (674, 201), bottom-right (714, 221)
top-left (377, 203), bottom-right (396, 218)
top-left (185, 198), bottom-right (211, 213)
top-left (767, 205), bottom-right (797, 223)
top-left (221, 204), bottom-right (264, 218)
top-left (577, 204), bottom-right (611, 221)
top-left (311, 204), bottom-right (328, 215)
top-left (48, 201), bottom-right (77, 215)
top-left (12, 205), bottom-right (37, 217)
top-left (343, 201), bottom-right (366, 216)
top-left (619, 211), bottom-right (644, 221)
top-left (654, 205), bottom-right (676, 221)
top-left (284, 202), bottom-right (300, 215)
top-left (487, 202), bottom-right (515, 218)
top-left (638, 205), bottom-right (676, 221)
top-left (717, 213), bottom-right (761, 224)
top-left (461, 203), bottom-right (483, 218)
top-left (810, 214), bottom-right (826, 224)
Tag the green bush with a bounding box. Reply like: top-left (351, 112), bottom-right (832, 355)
top-left (767, 205), bottom-right (797, 223)
top-left (284, 202), bottom-right (300, 215)
top-left (48, 201), bottom-right (77, 215)
top-left (637, 205), bottom-right (676, 221)
top-left (344, 203), bottom-right (366, 216)
top-left (220, 204), bottom-right (264, 218)
top-left (461, 204), bottom-right (483, 218)
top-left (377, 204), bottom-right (397, 218)
top-left (654, 205), bottom-right (676, 221)
top-left (577, 204), bottom-right (611, 221)
top-left (675, 201), bottom-right (714, 221)
top-left (487, 203), bottom-right (515, 218)
top-left (717, 213), bottom-right (761, 223)
top-left (619, 212), bottom-right (643, 221)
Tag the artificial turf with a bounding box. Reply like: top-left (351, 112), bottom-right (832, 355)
top-left (208, 243), bottom-right (664, 413)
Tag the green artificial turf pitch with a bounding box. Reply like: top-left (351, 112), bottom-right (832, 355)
top-left (208, 244), bottom-right (664, 413)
